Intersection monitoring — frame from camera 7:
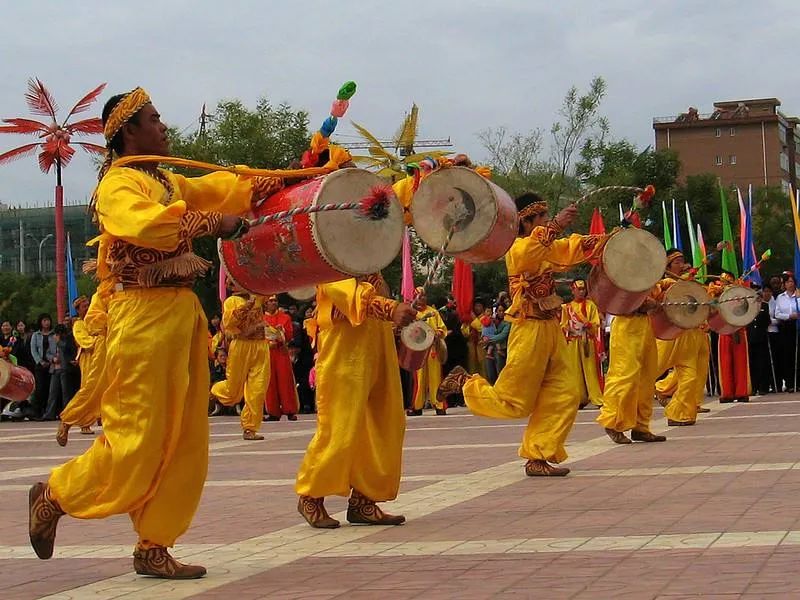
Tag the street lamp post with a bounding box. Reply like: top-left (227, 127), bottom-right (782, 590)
top-left (26, 233), bottom-right (53, 274)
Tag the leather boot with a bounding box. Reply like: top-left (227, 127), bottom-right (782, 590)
top-left (347, 489), bottom-right (405, 525)
top-left (133, 544), bottom-right (206, 579)
top-left (436, 366), bottom-right (469, 407)
top-left (631, 430), bottom-right (667, 442)
top-left (243, 429), bottom-right (264, 440)
top-left (524, 459), bottom-right (570, 477)
top-left (55, 422), bottom-right (70, 447)
top-left (297, 496), bottom-right (340, 529)
top-left (80, 426), bottom-right (94, 435)
top-left (697, 406), bottom-right (711, 413)
top-left (667, 419), bottom-right (695, 426)
top-left (655, 394), bottom-right (670, 408)
top-left (605, 428), bottom-right (632, 444)
top-left (28, 482), bottom-right (65, 559)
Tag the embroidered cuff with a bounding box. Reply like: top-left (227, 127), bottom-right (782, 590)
top-left (179, 210), bottom-right (223, 239)
top-left (535, 220), bottom-right (562, 247)
top-left (252, 177), bottom-right (285, 204)
top-left (367, 296), bottom-right (399, 322)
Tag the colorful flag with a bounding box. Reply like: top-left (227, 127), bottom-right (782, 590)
top-left (719, 185), bottom-right (739, 277)
top-left (789, 186), bottom-right (800, 284)
top-left (672, 198), bottom-right (683, 252)
top-left (589, 207), bottom-right (606, 235)
top-left (695, 224), bottom-right (708, 283)
top-left (741, 186), bottom-right (761, 286)
top-left (451, 259), bottom-right (474, 323)
top-left (661, 201), bottom-right (672, 249)
top-left (685, 201), bottom-right (698, 260)
top-left (401, 227), bottom-right (415, 302)
top-left (66, 233), bottom-right (78, 317)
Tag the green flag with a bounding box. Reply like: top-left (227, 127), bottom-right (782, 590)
top-left (661, 201), bottom-right (672, 249)
top-left (719, 186), bottom-right (739, 277)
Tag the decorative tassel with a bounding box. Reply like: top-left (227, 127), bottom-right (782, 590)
top-left (357, 185), bottom-right (393, 220)
top-left (136, 253), bottom-right (211, 287)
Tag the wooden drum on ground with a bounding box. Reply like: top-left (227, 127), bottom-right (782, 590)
top-left (286, 286), bottom-right (318, 302)
top-left (708, 285), bottom-right (759, 335)
top-left (397, 320), bottom-right (435, 372)
top-left (411, 167), bottom-right (518, 263)
top-left (588, 228), bottom-right (667, 315)
top-left (220, 169), bottom-right (404, 296)
top-left (0, 360), bottom-right (34, 402)
top-left (650, 280), bottom-right (711, 340)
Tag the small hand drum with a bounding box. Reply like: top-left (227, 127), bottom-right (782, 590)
top-left (708, 285), bottom-right (759, 334)
top-left (0, 360), bottom-right (34, 402)
top-left (397, 320), bottom-right (435, 372)
top-left (650, 280), bottom-right (711, 340)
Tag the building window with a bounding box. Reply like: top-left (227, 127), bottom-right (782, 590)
top-left (782, 179), bottom-right (790, 194)
top-left (730, 127), bottom-right (736, 136)
top-left (715, 128), bottom-right (721, 138)
top-left (715, 155), bottom-right (723, 166)
top-left (780, 153), bottom-right (790, 172)
top-left (729, 155), bottom-right (737, 165)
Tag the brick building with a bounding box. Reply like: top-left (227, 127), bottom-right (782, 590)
top-left (653, 98), bottom-right (800, 192)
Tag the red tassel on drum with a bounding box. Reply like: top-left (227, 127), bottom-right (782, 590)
top-left (358, 185), bottom-right (393, 220)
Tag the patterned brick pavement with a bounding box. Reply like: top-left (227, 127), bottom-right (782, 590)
top-left (1, 395), bottom-right (799, 599)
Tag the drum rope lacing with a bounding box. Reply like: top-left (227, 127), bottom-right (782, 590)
top-left (661, 295), bottom-right (757, 307)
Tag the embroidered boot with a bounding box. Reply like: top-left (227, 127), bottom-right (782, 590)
top-left (630, 430), bottom-right (667, 442)
top-left (243, 429), bottom-right (264, 440)
top-left (55, 422), bottom-right (70, 447)
top-left (436, 366), bottom-right (469, 408)
top-left (524, 459), bottom-right (570, 477)
top-left (28, 482), bottom-right (65, 559)
top-left (347, 489), bottom-right (405, 525)
top-left (80, 426), bottom-right (94, 435)
top-left (297, 496), bottom-right (340, 529)
top-left (133, 543), bottom-right (206, 579)
top-left (604, 428), bottom-right (632, 444)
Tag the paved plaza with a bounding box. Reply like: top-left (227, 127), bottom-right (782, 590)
top-left (2, 395), bottom-right (800, 599)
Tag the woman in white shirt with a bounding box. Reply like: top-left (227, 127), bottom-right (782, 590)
top-left (775, 273), bottom-right (800, 392)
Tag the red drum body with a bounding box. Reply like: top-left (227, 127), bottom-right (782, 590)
top-left (650, 280), bottom-right (710, 340)
top-left (708, 285), bottom-right (759, 335)
top-left (411, 167), bottom-right (518, 263)
top-left (397, 320), bottom-right (435, 372)
top-left (220, 169), bottom-right (404, 296)
top-left (589, 228), bottom-right (667, 315)
top-left (0, 360), bottom-right (34, 402)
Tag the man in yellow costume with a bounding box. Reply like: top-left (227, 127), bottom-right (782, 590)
top-left (28, 87), bottom-right (281, 579)
top-left (438, 193), bottom-right (605, 477)
top-left (656, 249), bottom-right (710, 427)
top-left (211, 285), bottom-right (270, 440)
top-left (560, 279), bottom-right (603, 409)
top-left (55, 294), bottom-right (107, 446)
top-left (407, 287), bottom-right (448, 416)
top-left (296, 274), bottom-right (415, 528)
top-left (596, 279), bottom-right (667, 444)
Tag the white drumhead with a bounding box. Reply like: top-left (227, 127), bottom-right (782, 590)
top-left (400, 320), bottom-right (435, 351)
top-left (718, 285), bottom-right (759, 327)
top-left (663, 280), bottom-right (710, 329)
top-left (286, 286), bottom-right (317, 301)
top-left (312, 169), bottom-right (404, 276)
top-left (411, 167), bottom-right (504, 253)
top-left (601, 228), bottom-right (667, 293)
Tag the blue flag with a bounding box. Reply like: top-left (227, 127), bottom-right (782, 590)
top-left (66, 233), bottom-right (78, 317)
top-left (671, 198), bottom-right (683, 252)
top-left (742, 187), bottom-right (761, 286)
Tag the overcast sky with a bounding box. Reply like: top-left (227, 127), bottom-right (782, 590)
top-left (0, 0), bottom-right (797, 207)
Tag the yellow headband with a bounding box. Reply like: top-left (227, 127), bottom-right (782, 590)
top-left (519, 201), bottom-right (548, 219)
top-left (103, 87), bottom-right (151, 142)
top-left (666, 250), bottom-right (684, 263)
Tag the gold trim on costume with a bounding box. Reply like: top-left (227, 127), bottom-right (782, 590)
top-left (518, 201), bottom-right (548, 219)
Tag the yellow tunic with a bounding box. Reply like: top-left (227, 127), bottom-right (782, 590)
top-left (59, 293), bottom-right (108, 428)
top-left (560, 299), bottom-right (603, 407)
top-left (463, 221), bottom-right (603, 463)
top-left (412, 307), bottom-right (447, 411)
top-left (48, 167), bottom-right (259, 547)
top-left (295, 275), bottom-right (405, 501)
top-left (211, 295), bottom-right (271, 432)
